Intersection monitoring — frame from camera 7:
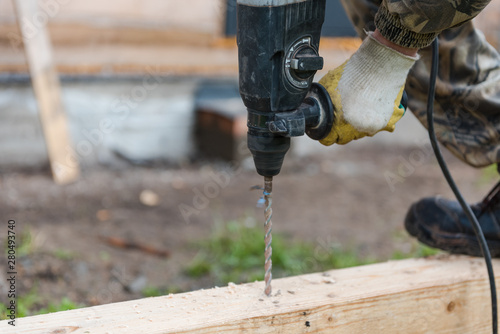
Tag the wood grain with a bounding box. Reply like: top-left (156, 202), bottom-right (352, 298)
top-left (2, 256), bottom-right (499, 333)
top-left (13, 0), bottom-right (79, 184)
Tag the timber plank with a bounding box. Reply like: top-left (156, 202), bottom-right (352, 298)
top-left (1, 256), bottom-right (499, 333)
top-left (13, 0), bottom-right (79, 184)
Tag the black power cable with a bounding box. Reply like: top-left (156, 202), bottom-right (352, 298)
top-left (427, 38), bottom-right (498, 333)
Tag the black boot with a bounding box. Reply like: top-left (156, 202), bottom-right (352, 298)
top-left (405, 179), bottom-right (500, 257)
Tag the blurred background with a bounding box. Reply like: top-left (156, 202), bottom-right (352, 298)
top-left (1, 0), bottom-right (500, 317)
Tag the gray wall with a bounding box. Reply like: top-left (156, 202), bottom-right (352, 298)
top-left (0, 77), bottom-right (198, 168)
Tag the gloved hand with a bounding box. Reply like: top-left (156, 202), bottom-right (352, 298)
top-left (319, 32), bottom-right (418, 146)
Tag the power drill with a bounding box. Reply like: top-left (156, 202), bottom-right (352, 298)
top-left (237, 0), bottom-right (333, 177)
top-left (236, 0), bottom-right (333, 295)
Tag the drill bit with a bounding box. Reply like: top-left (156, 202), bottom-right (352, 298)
top-left (264, 176), bottom-right (273, 296)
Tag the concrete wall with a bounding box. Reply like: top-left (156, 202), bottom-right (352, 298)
top-left (0, 77), bottom-right (199, 168)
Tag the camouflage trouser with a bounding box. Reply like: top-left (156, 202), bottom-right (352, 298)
top-left (340, 0), bottom-right (500, 168)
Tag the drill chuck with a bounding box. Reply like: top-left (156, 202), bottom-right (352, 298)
top-left (247, 111), bottom-right (291, 177)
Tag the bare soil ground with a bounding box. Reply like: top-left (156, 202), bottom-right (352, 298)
top-left (0, 143), bottom-right (495, 311)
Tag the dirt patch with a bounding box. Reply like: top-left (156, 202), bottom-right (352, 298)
top-left (0, 143), bottom-right (494, 310)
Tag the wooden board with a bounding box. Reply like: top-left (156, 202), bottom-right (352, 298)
top-left (13, 0), bottom-right (79, 184)
top-left (1, 256), bottom-right (499, 333)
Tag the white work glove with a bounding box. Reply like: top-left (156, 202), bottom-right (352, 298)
top-left (319, 32), bottom-right (419, 145)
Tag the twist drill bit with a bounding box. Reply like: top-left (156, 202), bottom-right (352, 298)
top-left (264, 176), bottom-right (273, 296)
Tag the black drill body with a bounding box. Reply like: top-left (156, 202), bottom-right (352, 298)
top-left (237, 0), bottom-right (334, 177)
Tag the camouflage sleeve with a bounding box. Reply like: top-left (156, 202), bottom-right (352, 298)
top-left (375, 0), bottom-right (492, 48)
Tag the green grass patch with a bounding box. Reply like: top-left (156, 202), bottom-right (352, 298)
top-left (185, 220), bottom-right (375, 286)
top-left (99, 251), bottom-right (111, 262)
top-left (52, 249), bottom-right (77, 260)
top-left (0, 288), bottom-right (84, 320)
top-left (391, 243), bottom-right (441, 260)
top-left (141, 286), bottom-right (183, 298)
top-left (37, 297), bottom-right (84, 315)
top-left (4, 228), bottom-right (34, 258)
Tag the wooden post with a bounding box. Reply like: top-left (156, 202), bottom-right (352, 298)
top-left (13, 0), bottom-right (79, 184)
top-left (2, 256), bottom-right (499, 333)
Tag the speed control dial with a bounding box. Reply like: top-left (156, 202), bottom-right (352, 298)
top-left (284, 37), bottom-right (324, 89)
